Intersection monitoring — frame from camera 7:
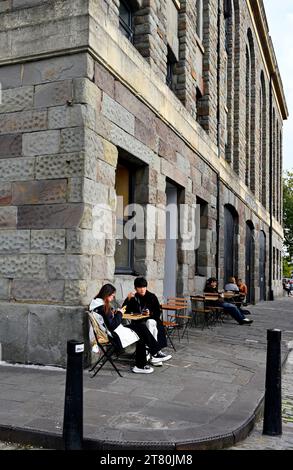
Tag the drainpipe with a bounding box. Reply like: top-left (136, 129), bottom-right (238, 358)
top-left (269, 73), bottom-right (274, 301)
top-left (216, 174), bottom-right (220, 280)
top-left (215, 0), bottom-right (222, 281)
top-left (216, 0), bottom-right (222, 155)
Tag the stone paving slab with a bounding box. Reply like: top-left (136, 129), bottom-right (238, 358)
top-left (0, 297), bottom-right (292, 450)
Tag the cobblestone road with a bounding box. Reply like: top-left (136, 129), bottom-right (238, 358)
top-left (229, 350), bottom-right (293, 450)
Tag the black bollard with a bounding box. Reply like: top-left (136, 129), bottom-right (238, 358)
top-left (263, 329), bottom-right (282, 436)
top-left (63, 340), bottom-right (84, 450)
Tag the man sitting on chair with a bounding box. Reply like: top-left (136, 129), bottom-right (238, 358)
top-left (123, 277), bottom-right (172, 361)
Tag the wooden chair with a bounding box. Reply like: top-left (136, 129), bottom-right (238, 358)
top-left (190, 295), bottom-right (215, 329)
top-left (162, 297), bottom-right (191, 342)
top-left (88, 312), bottom-right (123, 378)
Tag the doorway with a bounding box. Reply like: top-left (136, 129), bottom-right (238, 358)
top-left (259, 231), bottom-right (266, 301)
top-left (246, 221), bottom-right (255, 303)
top-left (163, 182), bottom-right (178, 300)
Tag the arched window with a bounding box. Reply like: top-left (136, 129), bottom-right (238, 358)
top-left (232, 0), bottom-right (240, 174)
top-left (245, 30), bottom-right (256, 192)
top-left (259, 72), bottom-right (267, 208)
top-left (224, 0), bottom-right (233, 163)
top-left (224, 204), bottom-right (239, 283)
top-left (245, 45), bottom-right (251, 187)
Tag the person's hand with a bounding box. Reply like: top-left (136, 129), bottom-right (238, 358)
top-left (127, 291), bottom-right (136, 300)
top-left (142, 308), bottom-right (150, 316)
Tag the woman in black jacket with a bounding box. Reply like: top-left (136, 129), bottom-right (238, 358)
top-left (89, 284), bottom-right (167, 374)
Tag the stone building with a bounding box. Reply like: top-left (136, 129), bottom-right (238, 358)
top-left (0, 0), bottom-right (288, 366)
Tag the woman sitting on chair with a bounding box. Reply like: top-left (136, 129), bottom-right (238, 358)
top-left (89, 284), bottom-right (170, 374)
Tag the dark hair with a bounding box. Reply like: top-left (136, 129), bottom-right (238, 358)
top-left (95, 284), bottom-right (116, 314)
top-left (204, 277), bottom-right (217, 290)
top-left (134, 277), bottom-right (148, 288)
top-left (207, 277), bottom-right (217, 284)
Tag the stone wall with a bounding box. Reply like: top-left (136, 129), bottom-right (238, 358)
top-left (0, 0), bottom-right (286, 365)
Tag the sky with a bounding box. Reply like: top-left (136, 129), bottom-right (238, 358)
top-left (263, 0), bottom-right (293, 172)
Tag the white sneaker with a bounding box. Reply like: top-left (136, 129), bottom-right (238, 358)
top-left (152, 351), bottom-right (172, 362)
top-left (150, 356), bottom-right (164, 366)
top-left (132, 365), bottom-right (154, 374)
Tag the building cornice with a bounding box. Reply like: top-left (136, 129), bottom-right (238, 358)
top-left (248, 0), bottom-right (289, 120)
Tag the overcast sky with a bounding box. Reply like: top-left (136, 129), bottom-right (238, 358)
top-left (263, 0), bottom-right (293, 172)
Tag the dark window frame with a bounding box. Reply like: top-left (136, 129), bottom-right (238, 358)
top-left (119, 0), bottom-right (134, 43)
top-left (114, 159), bottom-right (135, 275)
top-left (166, 46), bottom-right (176, 89)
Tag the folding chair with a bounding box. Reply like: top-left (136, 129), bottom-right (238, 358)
top-left (88, 312), bottom-right (123, 378)
top-left (190, 295), bottom-right (214, 329)
top-left (162, 297), bottom-right (191, 342)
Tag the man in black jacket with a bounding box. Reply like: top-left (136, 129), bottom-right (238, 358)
top-left (123, 277), bottom-right (172, 360)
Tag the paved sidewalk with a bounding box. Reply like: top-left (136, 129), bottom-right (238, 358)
top-left (0, 297), bottom-right (292, 450)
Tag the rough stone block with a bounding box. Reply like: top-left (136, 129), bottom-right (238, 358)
top-left (0, 2), bottom-right (11, 14)
top-left (0, 254), bottom-right (46, 278)
top-left (34, 80), bottom-right (73, 108)
top-left (0, 134), bottom-right (22, 159)
top-left (48, 104), bottom-right (94, 129)
top-left (22, 130), bottom-right (60, 157)
top-left (102, 139), bottom-right (118, 167)
top-left (60, 127), bottom-right (84, 153)
top-left (0, 230), bottom-right (30, 253)
top-left (135, 118), bottom-right (158, 151)
top-left (35, 152), bottom-right (84, 179)
top-left (47, 254), bottom-right (92, 280)
top-left (0, 109), bottom-right (48, 135)
top-left (0, 278), bottom-right (10, 299)
top-left (0, 206), bottom-right (17, 228)
top-left (83, 180), bottom-right (108, 205)
top-left (0, 31), bottom-right (12, 62)
top-left (66, 228), bottom-right (105, 255)
top-left (0, 64), bottom-right (22, 89)
top-left (12, 179), bottom-right (67, 205)
top-left (101, 93), bottom-right (135, 135)
top-left (11, 280), bottom-right (64, 302)
top-left (30, 229), bottom-right (66, 253)
top-left (17, 203), bottom-right (85, 229)
top-left (115, 81), bottom-right (155, 128)
top-left (26, 305), bottom-right (87, 367)
top-left (67, 177), bottom-right (83, 202)
top-left (91, 255), bottom-right (115, 280)
top-left (96, 160), bottom-right (116, 186)
top-left (0, 86), bottom-right (34, 113)
top-left (110, 124), bottom-right (154, 165)
top-left (22, 53), bottom-right (89, 85)
top-left (0, 182), bottom-right (12, 205)
top-left (64, 280), bottom-right (87, 304)
top-left (73, 77), bottom-right (101, 109)
top-left (13, 0), bottom-right (45, 7)
top-left (94, 62), bottom-right (115, 98)
top-left (0, 157), bottom-right (35, 181)
top-left (0, 303), bottom-right (28, 362)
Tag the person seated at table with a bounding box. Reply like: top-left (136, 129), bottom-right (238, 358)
top-left (224, 276), bottom-right (239, 292)
top-left (123, 277), bottom-right (172, 361)
top-left (236, 278), bottom-right (248, 305)
top-left (204, 278), bottom-right (253, 325)
top-left (89, 284), bottom-right (171, 373)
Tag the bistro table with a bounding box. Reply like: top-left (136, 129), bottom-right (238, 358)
top-left (122, 313), bottom-right (150, 321)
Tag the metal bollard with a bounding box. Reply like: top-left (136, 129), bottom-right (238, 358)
top-left (63, 340), bottom-right (84, 450)
top-left (263, 329), bottom-right (282, 436)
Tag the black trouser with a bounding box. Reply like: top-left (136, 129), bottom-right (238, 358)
top-left (126, 323), bottom-right (160, 368)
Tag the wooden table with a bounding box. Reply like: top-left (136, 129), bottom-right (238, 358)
top-left (122, 313), bottom-right (150, 321)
